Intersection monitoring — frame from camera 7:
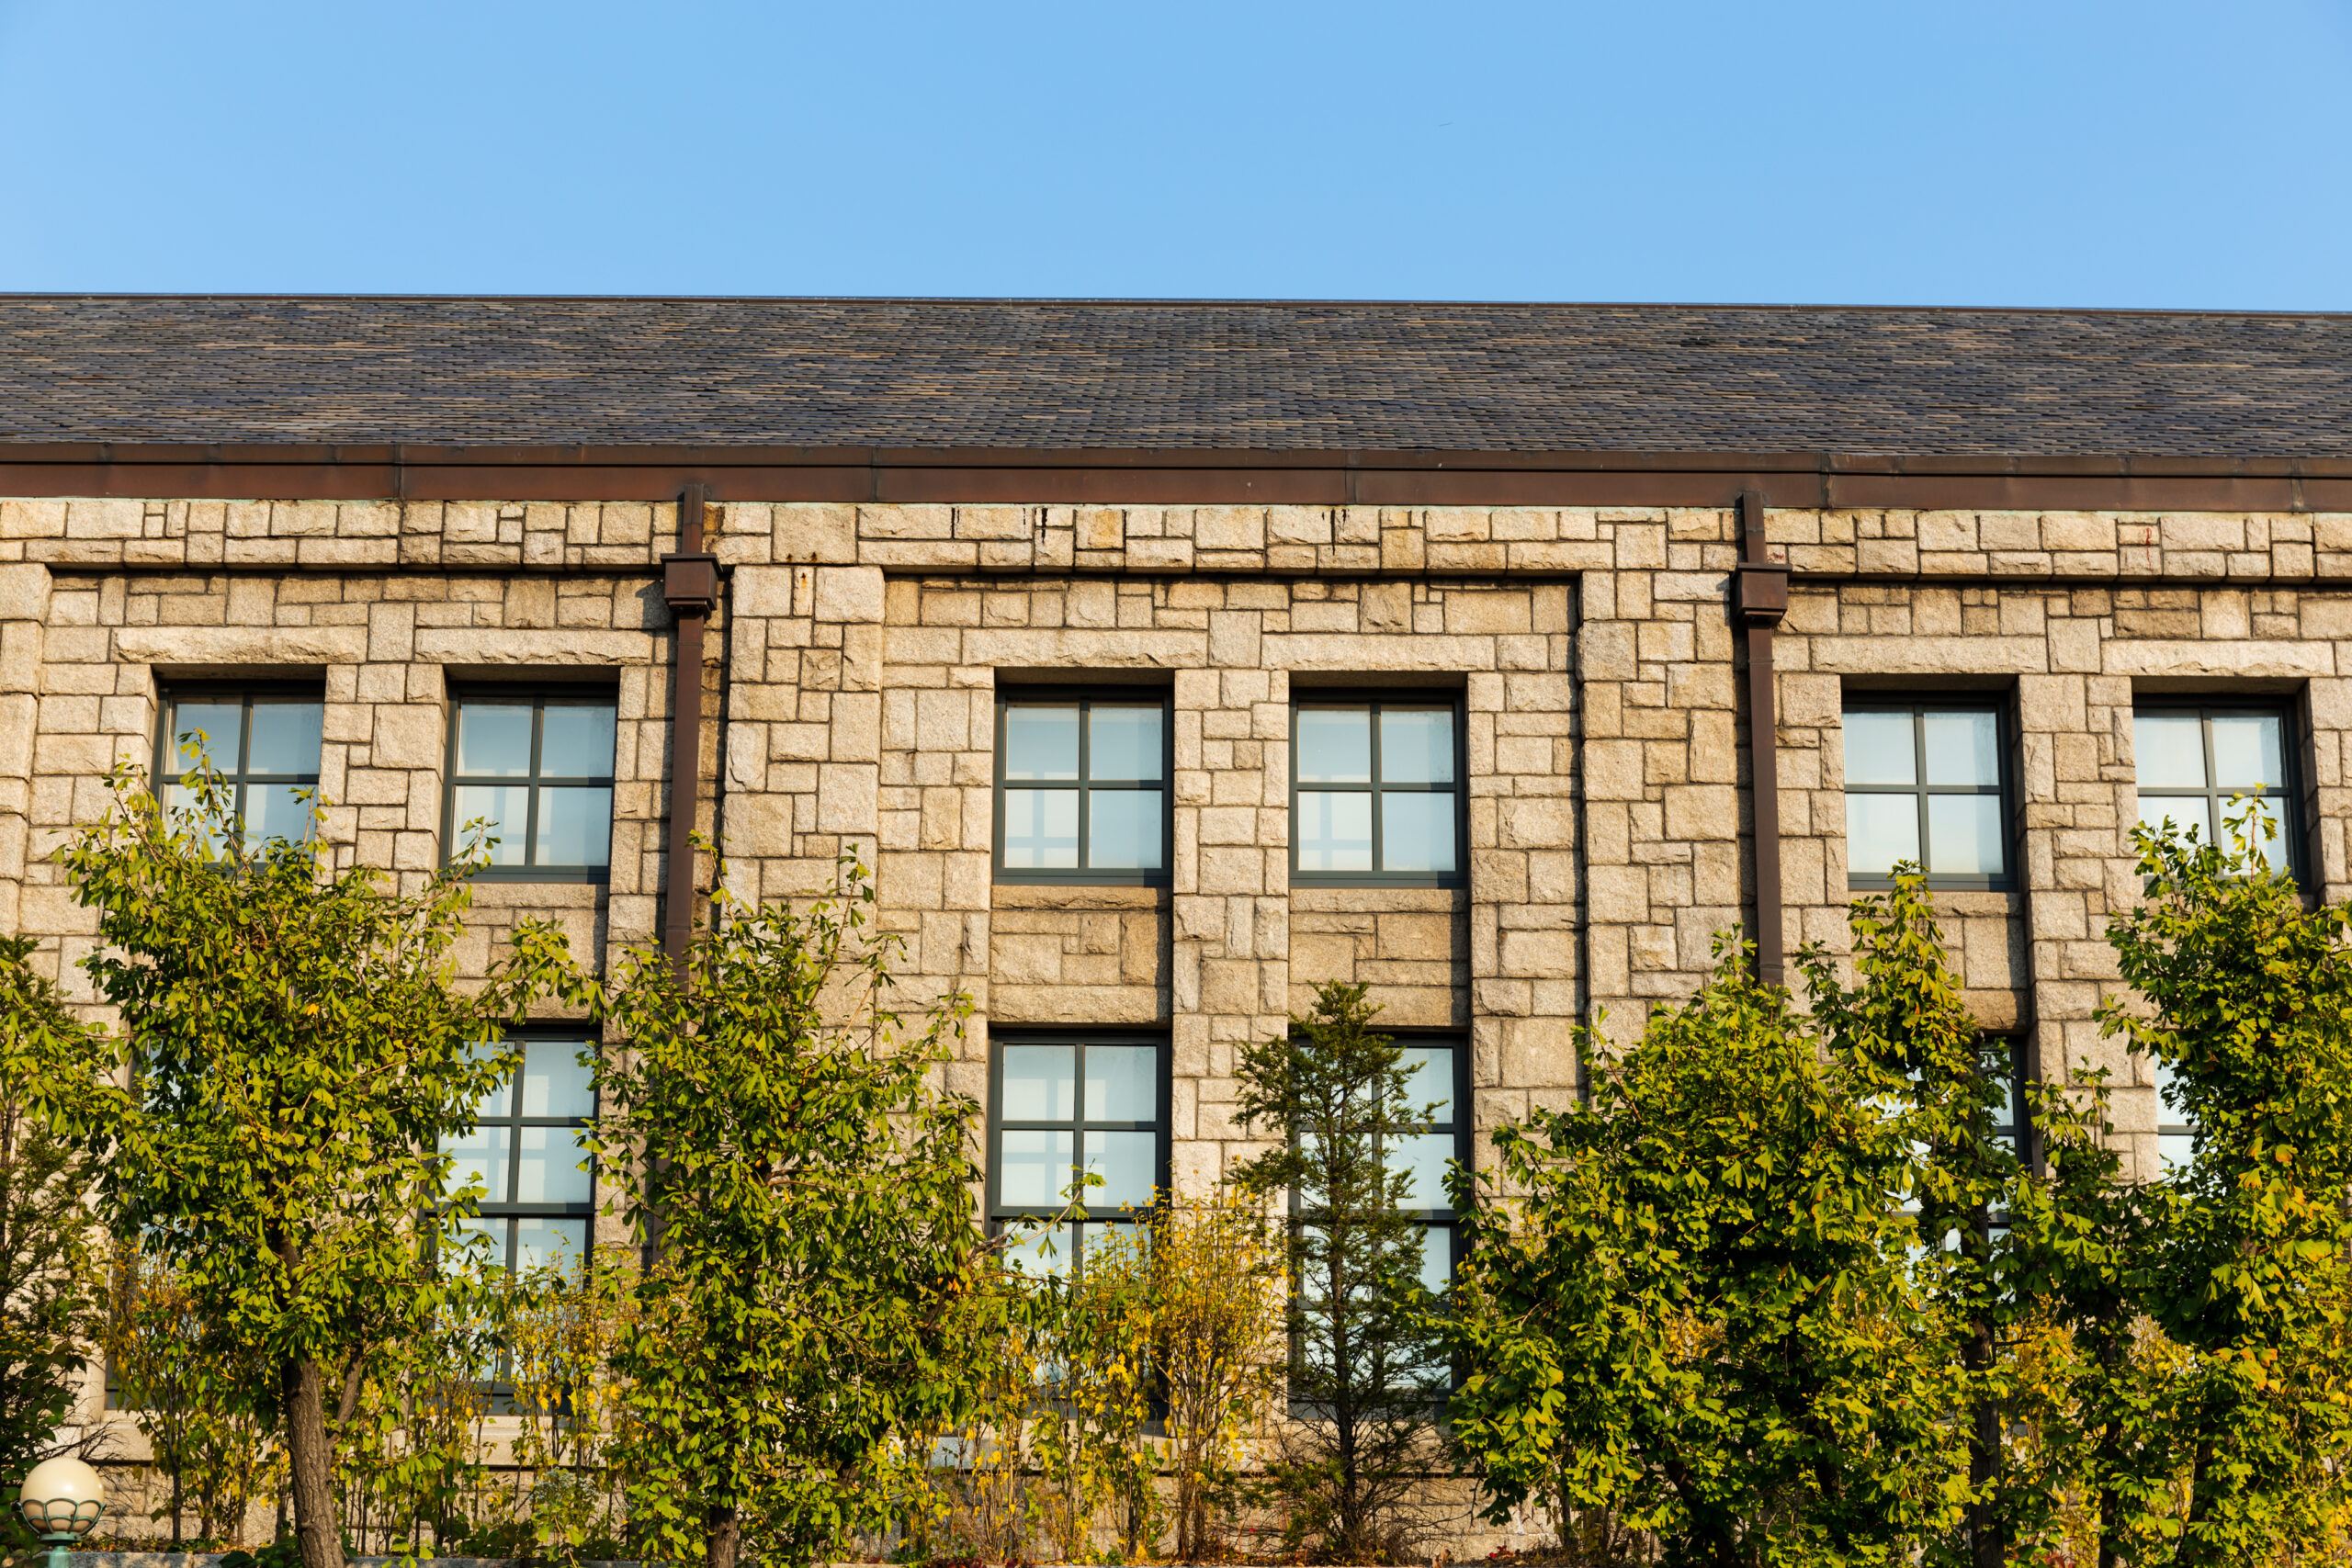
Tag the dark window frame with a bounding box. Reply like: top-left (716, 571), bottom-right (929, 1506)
top-left (991, 686), bottom-right (1174, 888)
top-left (2129, 696), bottom-right (2306, 883)
top-left (1842, 695), bottom-right (2018, 892)
top-left (441, 683), bottom-right (618, 885)
top-left (152, 680), bottom-right (326, 847)
top-left (986, 1030), bottom-right (1171, 1276)
top-left (447, 1027), bottom-right (599, 1277)
top-left (1288, 691), bottom-right (1470, 890)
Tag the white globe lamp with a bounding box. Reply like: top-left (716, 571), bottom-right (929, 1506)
top-left (17, 1457), bottom-right (102, 1568)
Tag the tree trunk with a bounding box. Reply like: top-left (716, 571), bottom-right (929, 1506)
top-left (705, 1502), bottom-right (741, 1568)
top-left (1965, 1309), bottom-right (2004, 1568)
top-left (2095, 1323), bottom-right (2130, 1568)
top-left (281, 1355), bottom-right (345, 1568)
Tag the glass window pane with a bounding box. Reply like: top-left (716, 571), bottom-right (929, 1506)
top-left (443, 1126), bottom-right (513, 1205)
top-left (1841, 710), bottom-right (1917, 786)
top-left (513, 1218), bottom-right (588, 1276)
top-left (1418, 1225), bottom-right (1453, 1296)
top-left (1388, 1133), bottom-right (1455, 1210)
top-left (1084, 1046), bottom-right (1157, 1122)
top-left (1923, 709), bottom-right (2001, 786)
top-left (163, 784), bottom-right (230, 856)
top-left (1400, 1046), bottom-right (1453, 1122)
top-left (517, 1125), bottom-right (594, 1206)
top-left (1379, 708), bottom-right (1455, 784)
top-left (456, 704), bottom-right (535, 777)
top-left (1088, 705), bottom-right (1162, 782)
top-left (245, 784), bottom-right (315, 845)
top-left (1087, 790), bottom-right (1162, 871)
top-left (2237, 796), bottom-right (2289, 872)
top-left (452, 784), bottom-right (530, 865)
top-left (2210, 713), bottom-right (2288, 791)
top-left (1001, 1222), bottom-right (1072, 1279)
top-left (535, 786), bottom-right (613, 867)
top-left (469, 1044), bottom-right (516, 1119)
top-left (1380, 793), bottom-right (1456, 874)
top-left (1298, 791), bottom-right (1374, 873)
top-left (2134, 712), bottom-right (2209, 789)
top-left (447, 1216), bottom-right (510, 1274)
top-left (1003, 705), bottom-right (1080, 781)
top-left (1001, 1046), bottom-right (1077, 1122)
top-left (2137, 793), bottom-right (2213, 849)
top-left (1296, 708), bottom-right (1373, 783)
top-left (244, 702), bottom-right (322, 776)
top-left (997, 1128), bottom-right (1076, 1208)
top-left (1081, 1130), bottom-right (1156, 1212)
top-left (170, 701), bottom-right (243, 773)
top-left (521, 1040), bottom-right (594, 1119)
top-left (1928, 795), bottom-right (2006, 876)
top-left (1084, 1221), bottom-right (1145, 1272)
top-left (1001, 788), bottom-right (1079, 869)
top-left (2158, 1133), bottom-right (2195, 1175)
top-left (539, 704), bottom-right (616, 779)
top-left (1846, 794), bottom-right (1921, 875)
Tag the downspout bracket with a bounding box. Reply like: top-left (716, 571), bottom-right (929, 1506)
top-left (662, 552), bottom-right (720, 615)
top-left (1733, 560), bottom-right (1790, 626)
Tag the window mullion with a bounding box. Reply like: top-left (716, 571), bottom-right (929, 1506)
top-left (1076, 699), bottom-right (1091, 874)
top-left (2200, 711), bottom-right (2220, 841)
top-left (523, 702), bottom-right (547, 868)
top-left (1913, 707), bottom-right (1931, 876)
top-left (1369, 702), bottom-right (1385, 874)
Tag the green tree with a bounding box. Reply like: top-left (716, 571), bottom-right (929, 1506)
top-left (58, 758), bottom-right (582, 1568)
top-left (1803, 874), bottom-right (2032, 1567)
top-left (2096, 802), bottom-right (2352, 1562)
top-left (1444, 939), bottom-right (1962, 1567)
top-left (1138, 1190), bottom-right (1286, 1562)
top-left (1227, 981), bottom-right (1448, 1563)
top-left (107, 1251), bottom-right (282, 1548)
top-left (1031, 1229), bottom-right (1160, 1563)
top-left (2005, 1067), bottom-right (2178, 1568)
top-left (593, 857), bottom-right (1005, 1568)
top-left (0, 938), bottom-right (119, 1485)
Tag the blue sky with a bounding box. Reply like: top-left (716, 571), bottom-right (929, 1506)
top-left (1, 0), bottom-right (2346, 307)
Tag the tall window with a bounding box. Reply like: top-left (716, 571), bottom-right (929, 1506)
top-left (2152, 1055), bottom-right (2194, 1175)
top-left (155, 684), bottom-right (324, 847)
top-left (989, 1034), bottom-right (1166, 1275)
top-left (445, 689), bottom-right (616, 879)
top-left (993, 690), bottom-right (1170, 884)
top-left (2132, 703), bottom-right (2299, 876)
top-left (443, 1034), bottom-right (596, 1273)
top-left (1389, 1040), bottom-right (1467, 1294)
top-left (1983, 1036), bottom-right (2025, 1164)
top-left (1842, 699), bottom-right (2011, 888)
top-left (1291, 695), bottom-right (1465, 887)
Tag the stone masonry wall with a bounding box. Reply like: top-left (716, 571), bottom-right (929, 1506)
top-left (6, 491), bottom-right (2352, 1448)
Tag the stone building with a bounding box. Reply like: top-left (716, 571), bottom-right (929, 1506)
top-left (4, 295), bottom-right (2349, 1297)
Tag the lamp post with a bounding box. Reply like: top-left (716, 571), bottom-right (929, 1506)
top-left (17, 1457), bottom-right (103, 1568)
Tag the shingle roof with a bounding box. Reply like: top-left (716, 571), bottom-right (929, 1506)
top-left (0, 295), bottom-right (2346, 457)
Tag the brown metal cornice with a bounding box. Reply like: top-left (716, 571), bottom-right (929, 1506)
top-left (2, 443), bottom-right (2349, 510)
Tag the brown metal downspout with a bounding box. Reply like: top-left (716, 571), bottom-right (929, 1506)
top-left (1733, 491), bottom-right (1791, 985)
top-left (661, 483), bottom-right (721, 968)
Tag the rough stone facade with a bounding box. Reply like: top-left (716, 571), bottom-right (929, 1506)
top-left (8, 491), bottom-right (2348, 1281)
